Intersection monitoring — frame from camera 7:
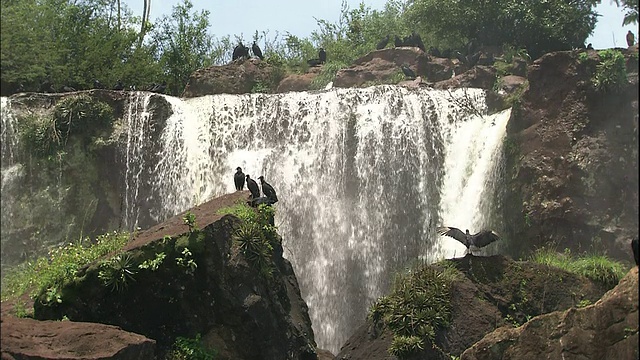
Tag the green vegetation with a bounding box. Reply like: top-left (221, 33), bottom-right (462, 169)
top-left (1, 0), bottom-right (618, 96)
top-left (368, 260), bottom-right (461, 358)
top-left (166, 333), bottom-right (217, 360)
top-left (175, 247), bottom-right (198, 275)
top-left (592, 49), bottom-right (628, 93)
top-left (139, 252), bottom-right (167, 271)
top-left (98, 253), bottom-right (138, 292)
top-left (1, 231), bottom-right (130, 302)
top-left (530, 246), bottom-right (627, 288)
top-left (183, 211), bottom-right (199, 232)
top-left (218, 203), bottom-right (279, 278)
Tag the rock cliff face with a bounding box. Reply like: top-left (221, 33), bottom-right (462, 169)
top-left (3, 191), bottom-right (318, 360)
top-left (503, 48), bottom-right (639, 261)
top-left (461, 267), bottom-right (639, 360)
top-left (336, 255), bottom-right (611, 360)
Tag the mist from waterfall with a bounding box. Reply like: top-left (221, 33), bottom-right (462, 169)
top-left (0, 87), bottom-right (510, 353)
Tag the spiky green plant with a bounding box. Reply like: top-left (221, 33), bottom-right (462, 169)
top-left (98, 253), bottom-right (138, 292)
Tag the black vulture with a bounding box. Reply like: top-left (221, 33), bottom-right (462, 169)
top-left (307, 58), bottom-right (322, 67)
top-left (467, 52), bottom-right (481, 68)
top-left (632, 237), bottom-right (639, 266)
top-left (93, 79), bottom-right (105, 89)
top-left (318, 48), bottom-right (327, 63)
top-left (411, 31), bottom-right (425, 52)
top-left (252, 42), bottom-right (264, 60)
top-left (113, 80), bottom-right (124, 90)
top-left (455, 51), bottom-right (467, 65)
top-left (394, 35), bottom-right (403, 48)
top-left (61, 85), bottom-right (76, 92)
top-left (428, 46), bottom-right (441, 58)
top-left (401, 64), bottom-right (416, 79)
top-left (246, 175), bottom-right (260, 199)
top-left (234, 167), bottom-right (245, 191)
top-left (151, 81), bottom-right (167, 94)
top-left (437, 226), bottom-right (500, 255)
top-left (376, 35), bottom-right (389, 50)
top-left (258, 176), bottom-right (278, 204)
top-left (627, 31), bottom-right (635, 47)
top-left (586, 43), bottom-right (594, 50)
top-left (232, 43), bottom-right (245, 61)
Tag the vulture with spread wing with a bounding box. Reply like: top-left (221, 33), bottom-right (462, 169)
top-left (437, 226), bottom-right (500, 255)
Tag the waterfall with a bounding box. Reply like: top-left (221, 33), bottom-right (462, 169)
top-left (0, 87), bottom-right (510, 353)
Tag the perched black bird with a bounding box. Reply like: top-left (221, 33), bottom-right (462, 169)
top-left (467, 39), bottom-right (477, 56)
top-left (246, 175), bottom-right (260, 199)
top-left (428, 46), bottom-right (441, 58)
top-left (401, 64), bottom-right (416, 79)
top-left (252, 42), bottom-right (264, 60)
top-left (586, 43), bottom-right (594, 50)
top-left (145, 83), bottom-right (157, 91)
top-left (258, 176), bottom-right (278, 204)
top-left (411, 31), bottom-right (425, 52)
top-left (61, 85), bottom-right (76, 92)
top-left (113, 80), bottom-right (124, 91)
top-left (151, 81), bottom-right (167, 94)
top-left (403, 34), bottom-right (413, 47)
top-left (376, 35), bottom-right (390, 50)
top-left (627, 30), bottom-right (635, 47)
top-left (232, 43), bottom-right (245, 61)
top-left (454, 50), bottom-right (467, 64)
top-left (441, 49), bottom-right (452, 59)
top-left (234, 167), bottom-right (245, 191)
top-left (632, 237), bottom-right (639, 266)
top-left (307, 58), bottom-right (322, 67)
top-left (467, 52), bottom-right (481, 68)
top-left (318, 48), bottom-right (327, 64)
top-left (394, 35), bottom-right (403, 48)
top-left (93, 79), bottom-right (105, 89)
top-left (437, 226), bottom-right (500, 255)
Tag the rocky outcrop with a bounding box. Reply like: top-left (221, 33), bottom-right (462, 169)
top-left (182, 58), bottom-right (283, 97)
top-left (276, 66), bottom-right (323, 93)
top-left (22, 191), bottom-right (317, 360)
top-left (433, 65), bottom-right (497, 90)
top-left (336, 255), bottom-right (611, 360)
top-left (503, 48), bottom-right (639, 261)
top-left (1, 316), bottom-right (156, 360)
top-left (333, 47), bottom-right (433, 88)
top-left (461, 267), bottom-right (639, 360)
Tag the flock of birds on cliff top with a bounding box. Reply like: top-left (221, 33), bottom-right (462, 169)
top-left (17, 29), bottom-right (636, 95)
top-left (232, 163), bottom-right (640, 263)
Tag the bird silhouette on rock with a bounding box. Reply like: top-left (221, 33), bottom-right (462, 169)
top-left (246, 174), bottom-right (260, 199)
top-left (376, 35), bottom-right (389, 50)
top-left (252, 42), bottom-right (264, 60)
top-left (258, 176), bottom-right (278, 204)
top-left (627, 30), bottom-right (635, 47)
top-left (437, 226), bottom-right (500, 255)
top-left (234, 167), bottom-right (245, 191)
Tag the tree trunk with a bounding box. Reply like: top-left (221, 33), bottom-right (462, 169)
top-left (117, 0), bottom-right (121, 31)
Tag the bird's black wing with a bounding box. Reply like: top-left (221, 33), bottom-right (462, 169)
top-left (437, 226), bottom-right (467, 245)
top-left (471, 230), bottom-right (500, 248)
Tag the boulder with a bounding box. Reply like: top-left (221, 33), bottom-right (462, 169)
top-left (334, 47), bottom-right (430, 88)
top-left (461, 267), bottom-right (639, 360)
top-left (276, 67), bottom-right (322, 93)
top-left (182, 58), bottom-right (282, 97)
top-left (434, 65), bottom-right (497, 90)
top-left (1, 316), bottom-right (155, 359)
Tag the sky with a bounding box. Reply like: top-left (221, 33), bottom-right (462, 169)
top-left (122, 0), bottom-right (638, 50)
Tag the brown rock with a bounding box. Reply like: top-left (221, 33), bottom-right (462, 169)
top-left (461, 267), bottom-right (639, 360)
top-left (182, 58), bottom-right (282, 97)
top-left (498, 75), bottom-right (528, 94)
top-left (434, 65), bottom-right (497, 90)
top-left (276, 67), bottom-right (322, 93)
top-left (334, 48), bottom-right (430, 88)
top-left (1, 316), bottom-right (155, 360)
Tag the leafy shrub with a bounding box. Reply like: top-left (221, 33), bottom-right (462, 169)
top-left (167, 333), bottom-right (216, 360)
top-left (138, 252), bottom-right (167, 271)
top-left (98, 253), bottom-right (138, 292)
top-left (52, 94), bottom-right (113, 135)
top-left (389, 335), bottom-right (424, 358)
top-left (592, 49), bottom-right (628, 92)
top-left (368, 261), bottom-right (460, 357)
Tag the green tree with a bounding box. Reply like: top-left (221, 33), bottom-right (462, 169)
top-left (404, 0), bottom-right (601, 58)
top-left (613, 0), bottom-right (638, 25)
top-left (151, 0), bottom-right (213, 96)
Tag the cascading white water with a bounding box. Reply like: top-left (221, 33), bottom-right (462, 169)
top-left (122, 86), bottom-right (510, 353)
top-left (0, 87), bottom-right (510, 353)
